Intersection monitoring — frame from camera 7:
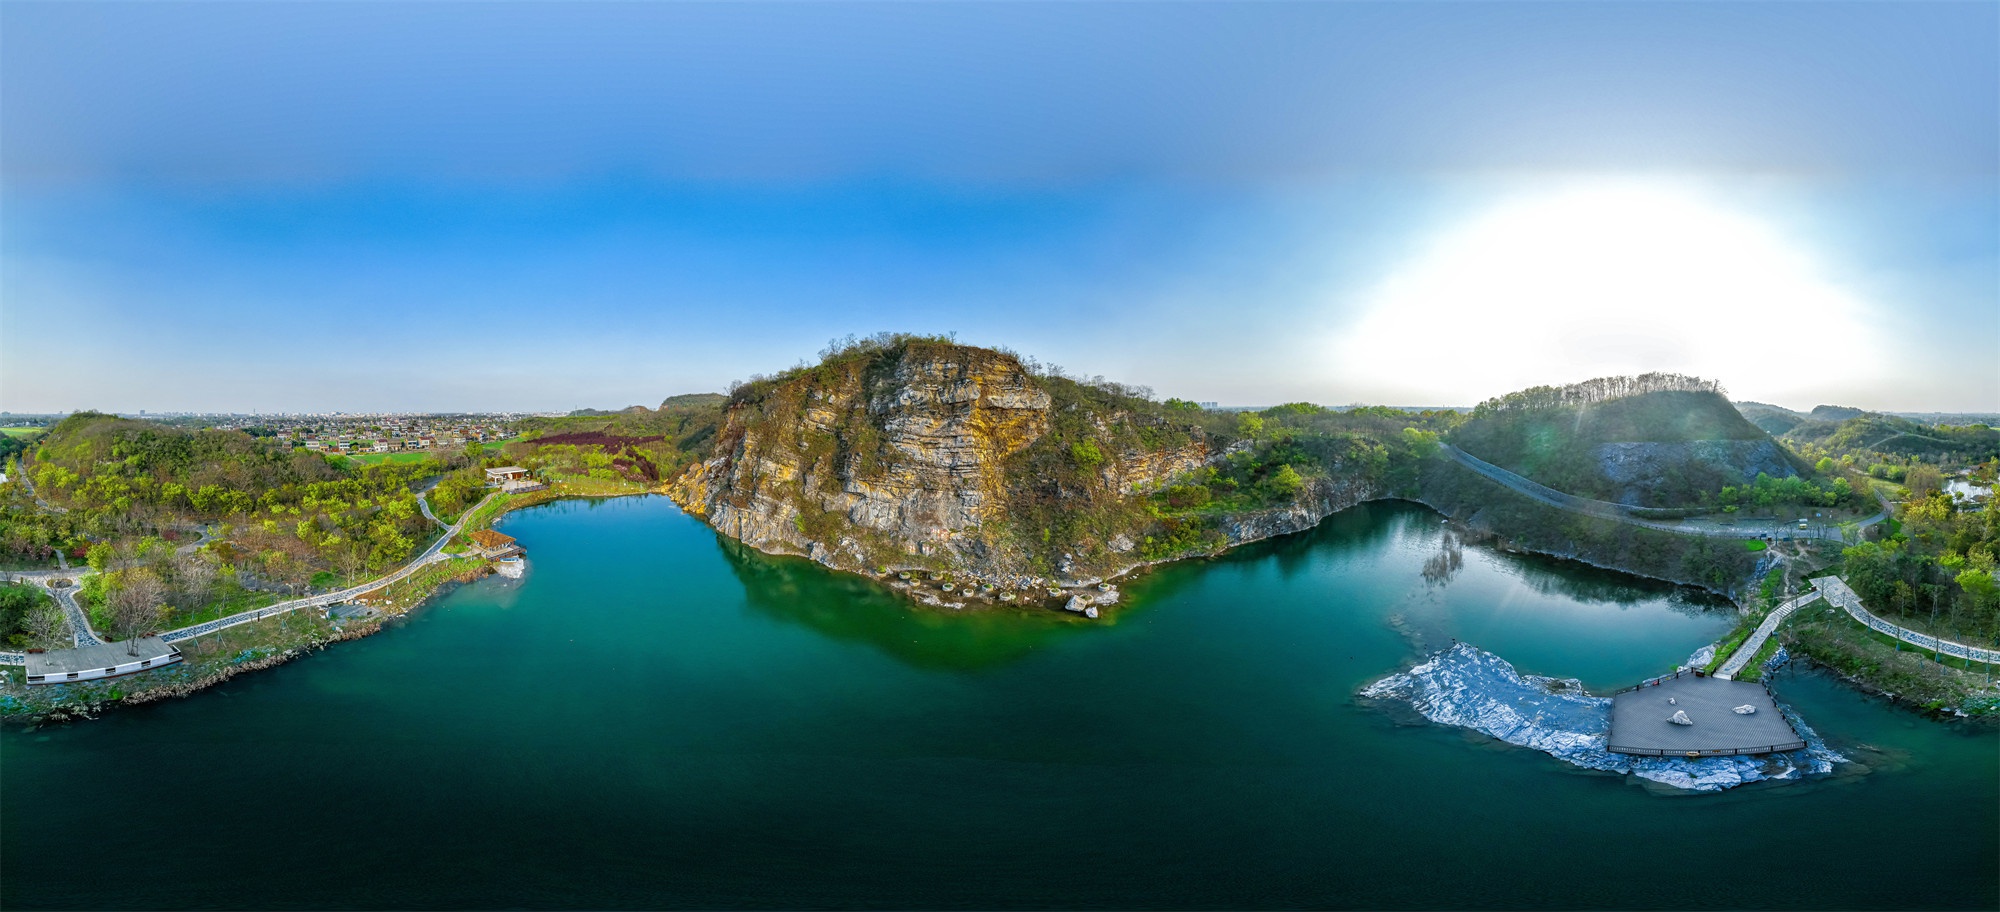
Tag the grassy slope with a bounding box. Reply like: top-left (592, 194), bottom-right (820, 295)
top-left (1450, 390), bottom-right (1802, 506)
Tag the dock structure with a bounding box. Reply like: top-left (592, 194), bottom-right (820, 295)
top-left (24, 637), bottom-right (183, 686)
top-left (1607, 672), bottom-right (1804, 757)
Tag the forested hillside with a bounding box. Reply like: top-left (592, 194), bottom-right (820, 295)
top-left (1780, 411), bottom-right (2000, 477)
top-left (1450, 375), bottom-right (1833, 508)
top-left (667, 334), bottom-right (1450, 590)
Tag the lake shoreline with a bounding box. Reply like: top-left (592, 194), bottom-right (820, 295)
top-left (7, 486), bottom-right (1988, 726)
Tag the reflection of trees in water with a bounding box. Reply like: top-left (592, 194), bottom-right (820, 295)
top-left (716, 538), bottom-right (1092, 671)
top-left (1488, 548), bottom-right (1731, 617)
top-left (1422, 528), bottom-right (1465, 588)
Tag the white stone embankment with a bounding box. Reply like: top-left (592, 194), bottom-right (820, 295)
top-left (1361, 643), bottom-right (1843, 791)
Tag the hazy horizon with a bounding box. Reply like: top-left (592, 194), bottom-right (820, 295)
top-left (4, 3), bottom-right (1995, 414)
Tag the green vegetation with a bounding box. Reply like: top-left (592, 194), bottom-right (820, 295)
top-left (0, 583), bottom-right (61, 648)
top-left (1835, 488), bottom-right (2000, 653)
top-left (1783, 411), bottom-right (2000, 467)
top-left (332, 451), bottom-right (437, 468)
top-left (1743, 539), bottom-right (1767, 551)
top-left (1731, 636), bottom-right (1784, 683)
top-left (1450, 376), bottom-right (1821, 508)
top-left (0, 412), bottom-right (514, 632)
top-left (1715, 471), bottom-right (1867, 513)
top-left (1784, 602), bottom-right (1996, 711)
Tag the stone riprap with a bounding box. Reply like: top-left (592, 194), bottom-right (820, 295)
top-left (1361, 643), bottom-right (1843, 791)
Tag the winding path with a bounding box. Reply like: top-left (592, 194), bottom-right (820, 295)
top-left (1810, 575), bottom-right (2000, 665)
top-left (1715, 589), bottom-right (1821, 679)
top-left (0, 491), bottom-right (500, 664)
top-left (1708, 575), bottom-right (2000, 678)
top-left (154, 490), bottom-right (497, 645)
top-left (48, 583), bottom-right (105, 648)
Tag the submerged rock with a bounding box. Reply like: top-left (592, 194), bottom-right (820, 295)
top-left (1360, 643), bottom-right (1844, 792)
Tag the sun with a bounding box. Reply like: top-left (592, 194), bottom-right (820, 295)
top-left (1333, 180), bottom-right (1880, 405)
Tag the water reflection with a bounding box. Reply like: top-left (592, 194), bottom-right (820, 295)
top-left (1492, 548), bottom-right (1729, 616)
top-left (717, 537), bottom-right (1097, 671)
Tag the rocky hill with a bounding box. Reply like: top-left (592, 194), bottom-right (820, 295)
top-left (665, 335), bottom-right (1429, 607)
top-left (1451, 377), bottom-right (1807, 508)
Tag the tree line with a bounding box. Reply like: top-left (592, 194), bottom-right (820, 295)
top-left (1471, 373), bottom-right (1725, 417)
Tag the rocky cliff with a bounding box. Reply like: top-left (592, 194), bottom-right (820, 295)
top-left (1217, 475), bottom-right (1382, 546)
top-left (668, 339), bottom-right (1217, 599)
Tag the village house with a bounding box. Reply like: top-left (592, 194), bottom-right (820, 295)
top-left (485, 466), bottom-right (531, 485)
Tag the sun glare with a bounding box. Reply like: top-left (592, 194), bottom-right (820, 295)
top-left (1335, 181), bottom-right (1880, 405)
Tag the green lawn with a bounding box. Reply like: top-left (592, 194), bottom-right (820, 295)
top-left (1743, 539), bottom-right (1768, 551)
top-left (0, 428), bottom-right (44, 440)
top-left (165, 589), bottom-right (284, 630)
top-left (332, 451), bottom-right (440, 468)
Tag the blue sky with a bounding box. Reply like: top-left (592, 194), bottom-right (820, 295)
top-left (3, 2), bottom-right (1994, 413)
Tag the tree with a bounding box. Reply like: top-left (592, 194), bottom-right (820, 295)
top-left (173, 551), bottom-right (216, 610)
top-left (1957, 569), bottom-right (1999, 614)
top-left (23, 599), bottom-right (67, 649)
top-left (86, 542), bottom-right (115, 574)
top-left (1236, 413), bottom-right (1265, 440)
top-left (1906, 464), bottom-right (1944, 501)
top-left (1269, 465), bottom-right (1305, 496)
top-left (106, 569), bottom-right (167, 654)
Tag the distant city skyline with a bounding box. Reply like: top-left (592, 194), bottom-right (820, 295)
top-left (4, 2), bottom-right (1995, 414)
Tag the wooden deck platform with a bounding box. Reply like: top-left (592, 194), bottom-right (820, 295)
top-left (1607, 673), bottom-right (1804, 757)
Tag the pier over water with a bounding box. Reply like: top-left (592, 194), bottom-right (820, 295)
top-left (1608, 671), bottom-right (1804, 757)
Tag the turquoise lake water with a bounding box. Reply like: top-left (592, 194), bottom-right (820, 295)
top-left (3, 496), bottom-right (1994, 909)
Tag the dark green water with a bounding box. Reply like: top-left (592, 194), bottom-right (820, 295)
top-left (4, 497), bottom-right (1995, 909)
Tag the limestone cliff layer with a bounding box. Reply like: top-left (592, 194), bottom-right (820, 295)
top-left (669, 342), bottom-right (1211, 583)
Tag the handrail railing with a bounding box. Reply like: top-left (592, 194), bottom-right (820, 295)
top-left (1607, 741), bottom-right (1807, 758)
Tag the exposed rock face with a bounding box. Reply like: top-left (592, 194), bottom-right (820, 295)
top-left (671, 346), bottom-right (1056, 573)
top-left (1593, 440), bottom-right (1799, 506)
top-left (1110, 444), bottom-right (1211, 494)
top-left (1217, 475), bottom-right (1380, 547)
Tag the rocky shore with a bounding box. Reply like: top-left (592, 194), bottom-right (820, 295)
top-left (1361, 643), bottom-right (1845, 791)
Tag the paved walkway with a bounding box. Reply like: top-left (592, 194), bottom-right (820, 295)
top-left (0, 491), bottom-right (498, 664)
top-left (418, 492), bottom-right (448, 528)
top-left (1715, 589), bottom-right (1822, 679)
top-left (155, 491), bottom-right (496, 645)
top-left (1811, 575), bottom-right (2000, 665)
